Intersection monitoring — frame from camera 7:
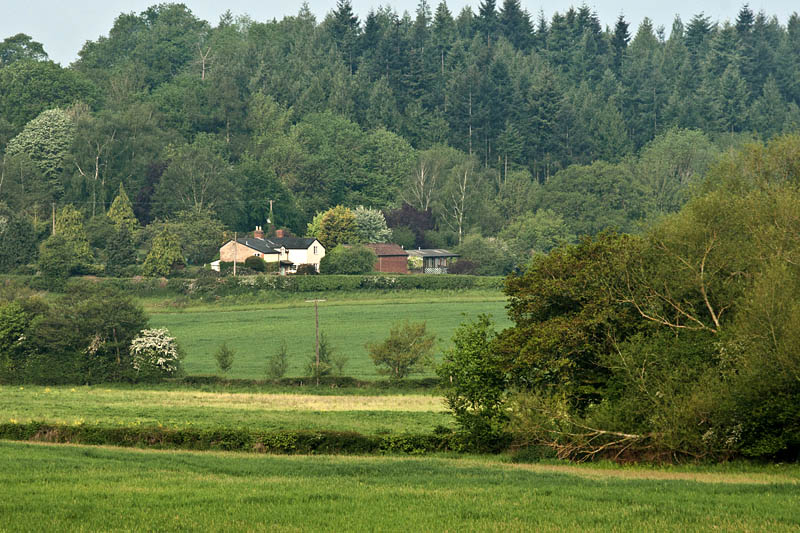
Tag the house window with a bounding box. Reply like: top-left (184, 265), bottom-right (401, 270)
top-left (313, 245), bottom-right (318, 254)
top-left (255, 253), bottom-right (260, 257)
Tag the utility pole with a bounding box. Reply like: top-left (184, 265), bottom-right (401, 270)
top-left (233, 231), bottom-right (237, 277)
top-left (305, 298), bottom-right (326, 385)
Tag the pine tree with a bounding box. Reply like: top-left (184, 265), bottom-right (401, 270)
top-left (611, 15), bottom-right (630, 73)
top-left (105, 225), bottom-right (136, 277)
top-left (714, 64), bottom-right (751, 132)
top-left (328, 0), bottom-right (360, 74)
top-left (477, 0), bottom-right (499, 45)
top-left (106, 184), bottom-right (138, 235)
top-left (499, 0), bottom-right (532, 50)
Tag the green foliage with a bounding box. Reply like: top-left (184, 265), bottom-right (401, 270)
top-left (23, 282), bottom-right (147, 384)
top-left (104, 226), bottom-right (136, 277)
top-left (5, 108), bottom-right (73, 186)
top-left (437, 315), bottom-right (508, 450)
top-left (314, 205), bottom-right (358, 249)
top-left (0, 301), bottom-right (30, 381)
top-left (367, 320), bottom-right (436, 379)
top-left (0, 33), bottom-right (48, 66)
top-left (496, 232), bottom-right (641, 406)
top-left (106, 184), bottom-right (138, 234)
top-left (152, 134), bottom-right (237, 224)
top-left (389, 225), bottom-right (415, 249)
top-left (265, 340), bottom-right (290, 380)
top-left (142, 228), bottom-right (184, 277)
top-left (214, 343), bottom-right (235, 374)
top-left (38, 206), bottom-right (93, 280)
top-left (319, 245), bottom-right (376, 275)
top-left (306, 331), bottom-right (334, 379)
top-left (0, 60), bottom-right (95, 129)
top-left (244, 255), bottom-right (267, 272)
top-left (498, 209), bottom-right (575, 258)
top-left (0, 205), bottom-right (37, 272)
top-left (454, 234), bottom-right (517, 275)
top-left (352, 205), bottom-right (392, 243)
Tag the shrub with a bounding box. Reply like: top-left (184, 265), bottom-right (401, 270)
top-left (319, 245), bottom-right (376, 274)
top-left (244, 255), bottom-right (267, 272)
top-left (438, 315), bottom-right (508, 449)
top-left (294, 264), bottom-right (317, 275)
top-left (130, 328), bottom-right (184, 378)
top-left (367, 320), bottom-right (436, 380)
top-left (390, 225), bottom-right (416, 249)
top-left (265, 340), bottom-right (289, 380)
top-left (214, 343), bottom-right (235, 374)
top-left (306, 331), bottom-right (333, 379)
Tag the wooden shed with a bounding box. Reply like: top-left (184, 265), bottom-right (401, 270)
top-left (406, 249), bottom-right (459, 274)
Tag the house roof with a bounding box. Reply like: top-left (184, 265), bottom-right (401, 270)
top-left (363, 243), bottom-right (408, 257)
top-left (231, 236), bottom-right (321, 255)
top-left (262, 236), bottom-right (320, 250)
top-left (406, 248), bottom-right (460, 258)
top-left (235, 238), bottom-right (278, 255)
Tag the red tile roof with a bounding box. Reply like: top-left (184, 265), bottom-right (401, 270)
top-left (363, 243), bottom-right (409, 257)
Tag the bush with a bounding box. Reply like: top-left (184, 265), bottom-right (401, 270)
top-left (265, 341), bottom-right (289, 380)
top-left (130, 328), bottom-right (185, 379)
top-left (319, 245), bottom-right (376, 275)
top-left (244, 255), bottom-right (267, 272)
top-left (367, 320), bottom-right (436, 379)
top-left (438, 315), bottom-right (508, 450)
top-left (306, 331), bottom-right (334, 379)
top-left (214, 343), bottom-right (235, 374)
top-left (294, 264), bottom-right (318, 275)
top-left (0, 422), bottom-right (478, 454)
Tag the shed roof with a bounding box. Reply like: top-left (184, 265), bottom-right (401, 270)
top-left (363, 243), bottom-right (409, 257)
top-left (406, 248), bottom-right (460, 258)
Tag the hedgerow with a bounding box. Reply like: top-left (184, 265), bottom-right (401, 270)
top-left (0, 421), bottom-right (496, 454)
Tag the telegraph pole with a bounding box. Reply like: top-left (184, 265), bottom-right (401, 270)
top-left (305, 298), bottom-right (326, 385)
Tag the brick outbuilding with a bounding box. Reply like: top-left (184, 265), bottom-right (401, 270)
top-left (364, 243), bottom-right (409, 274)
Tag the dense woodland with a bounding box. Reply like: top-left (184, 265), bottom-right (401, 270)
top-left (1, 1), bottom-right (800, 275)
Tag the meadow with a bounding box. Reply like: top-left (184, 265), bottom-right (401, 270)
top-left (0, 385), bottom-right (450, 434)
top-left (1, 442), bottom-right (798, 532)
top-left (147, 290), bottom-right (511, 379)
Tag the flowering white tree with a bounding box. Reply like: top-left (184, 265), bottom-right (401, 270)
top-left (130, 328), bottom-right (183, 376)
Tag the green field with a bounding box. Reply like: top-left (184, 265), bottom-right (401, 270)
top-left (2, 442), bottom-right (798, 532)
top-left (148, 293), bottom-right (511, 379)
top-left (0, 385), bottom-right (450, 434)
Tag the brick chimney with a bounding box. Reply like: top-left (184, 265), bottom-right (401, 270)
top-left (275, 228), bottom-right (284, 238)
top-left (254, 226), bottom-right (264, 239)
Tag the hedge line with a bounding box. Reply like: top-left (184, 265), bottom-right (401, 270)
top-left (176, 375), bottom-right (441, 390)
top-left (0, 422), bottom-right (506, 454)
top-left (20, 274), bottom-right (504, 297)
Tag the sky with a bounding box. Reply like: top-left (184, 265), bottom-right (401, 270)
top-left (2, 0), bottom-right (797, 66)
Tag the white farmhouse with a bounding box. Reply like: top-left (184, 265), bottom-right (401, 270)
top-left (218, 227), bottom-right (325, 274)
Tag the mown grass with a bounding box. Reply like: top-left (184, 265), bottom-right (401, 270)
top-left (147, 295), bottom-right (511, 379)
top-left (0, 386), bottom-right (451, 434)
top-left (1, 442), bottom-right (798, 532)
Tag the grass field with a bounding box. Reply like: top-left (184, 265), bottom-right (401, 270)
top-left (1, 442), bottom-right (798, 532)
top-left (148, 292), bottom-right (511, 379)
top-left (0, 386), bottom-right (451, 434)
